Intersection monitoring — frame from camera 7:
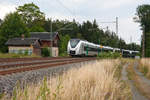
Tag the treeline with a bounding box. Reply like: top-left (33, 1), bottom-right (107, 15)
top-left (0, 3), bottom-right (140, 55)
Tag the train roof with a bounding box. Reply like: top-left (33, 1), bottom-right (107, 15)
top-left (114, 48), bottom-right (120, 51)
top-left (103, 46), bottom-right (113, 50)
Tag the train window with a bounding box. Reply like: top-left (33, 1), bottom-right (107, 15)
top-left (70, 39), bottom-right (80, 48)
top-left (84, 46), bottom-right (99, 52)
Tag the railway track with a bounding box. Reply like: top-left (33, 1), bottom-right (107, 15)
top-left (0, 58), bottom-right (76, 69)
top-left (0, 57), bottom-right (96, 76)
top-left (0, 57), bottom-right (65, 63)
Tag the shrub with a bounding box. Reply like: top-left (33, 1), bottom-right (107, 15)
top-left (18, 50), bottom-right (22, 55)
top-left (24, 50), bottom-right (29, 55)
top-left (97, 52), bottom-right (120, 59)
top-left (140, 59), bottom-right (150, 79)
top-left (41, 47), bottom-right (50, 57)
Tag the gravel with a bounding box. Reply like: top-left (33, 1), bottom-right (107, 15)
top-left (0, 60), bottom-right (96, 96)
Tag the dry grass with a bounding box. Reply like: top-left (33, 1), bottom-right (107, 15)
top-left (127, 62), bottom-right (150, 99)
top-left (2, 60), bottom-right (131, 100)
top-left (139, 58), bottom-right (150, 79)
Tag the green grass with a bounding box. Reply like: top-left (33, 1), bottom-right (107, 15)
top-left (0, 53), bottom-right (40, 58)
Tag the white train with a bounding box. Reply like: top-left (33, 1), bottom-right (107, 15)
top-left (67, 39), bottom-right (139, 57)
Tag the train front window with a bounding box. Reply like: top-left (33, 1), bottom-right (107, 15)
top-left (70, 39), bottom-right (80, 48)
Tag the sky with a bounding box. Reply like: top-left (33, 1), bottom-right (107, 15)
top-left (0, 0), bottom-right (150, 44)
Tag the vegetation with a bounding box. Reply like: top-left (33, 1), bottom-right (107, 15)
top-left (0, 3), bottom-right (140, 55)
top-left (16, 3), bottom-right (45, 28)
top-left (97, 52), bottom-right (121, 59)
top-left (139, 59), bottom-right (150, 79)
top-left (41, 47), bottom-right (51, 57)
top-left (135, 4), bottom-right (150, 57)
top-left (0, 12), bottom-right (29, 52)
top-left (0, 53), bottom-right (40, 58)
top-left (2, 60), bottom-right (132, 100)
top-left (59, 34), bottom-right (70, 56)
top-left (127, 61), bottom-right (150, 99)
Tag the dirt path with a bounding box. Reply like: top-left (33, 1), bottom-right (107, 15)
top-left (134, 62), bottom-right (150, 85)
top-left (122, 63), bottom-right (148, 100)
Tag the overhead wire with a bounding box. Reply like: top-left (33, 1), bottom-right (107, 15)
top-left (55, 0), bottom-right (76, 31)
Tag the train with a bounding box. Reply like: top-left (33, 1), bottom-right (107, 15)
top-left (67, 39), bottom-right (139, 58)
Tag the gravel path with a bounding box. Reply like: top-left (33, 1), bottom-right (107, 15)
top-left (0, 60), bottom-right (96, 96)
top-left (121, 63), bottom-right (148, 100)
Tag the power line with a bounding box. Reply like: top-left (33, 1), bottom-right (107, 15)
top-left (56, 23), bottom-right (74, 31)
top-left (52, 0), bottom-right (76, 32)
top-left (98, 17), bottom-right (118, 35)
top-left (55, 0), bottom-right (75, 16)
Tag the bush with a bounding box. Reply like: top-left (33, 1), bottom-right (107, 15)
top-left (18, 50), bottom-right (22, 55)
top-left (41, 47), bottom-right (50, 57)
top-left (24, 50), bottom-right (29, 55)
top-left (97, 52), bottom-right (121, 59)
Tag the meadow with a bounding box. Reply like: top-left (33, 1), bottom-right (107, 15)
top-left (2, 59), bottom-right (131, 100)
top-left (139, 58), bottom-right (150, 79)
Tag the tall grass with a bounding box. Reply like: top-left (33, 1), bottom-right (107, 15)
top-left (139, 58), bottom-right (150, 78)
top-left (3, 60), bottom-right (131, 100)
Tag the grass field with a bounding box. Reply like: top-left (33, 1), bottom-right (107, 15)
top-left (0, 53), bottom-right (40, 58)
top-left (2, 59), bottom-right (131, 100)
top-left (139, 58), bottom-right (150, 79)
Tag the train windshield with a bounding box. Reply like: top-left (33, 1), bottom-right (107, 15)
top-left (70, 39), bottom-right (80, 48)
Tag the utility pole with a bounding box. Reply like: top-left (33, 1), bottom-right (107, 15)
top-left (142, 26), bottom-right (145, 57)
top-left (99, 17), bottom-right (118, 35)
top-left (50, 19), bottom-right (53, 57)
top-left (130, 36), bottom-right (132, 50)
top-left (116, 17), bottom-right (118, 35)
top-left (51, 19), bottom-right (52, 33)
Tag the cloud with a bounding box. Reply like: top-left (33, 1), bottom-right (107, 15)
top-left (119, 17), bottom-right (141, 44)
top-left (0, 2), bottom-right (16, 19)
top-left (0, 0), bottom-right (148, 44)
top-left (100, 0), bottom-right (139, 9)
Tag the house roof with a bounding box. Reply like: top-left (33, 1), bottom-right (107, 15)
top-left (5, 38), bottom-right (40, 46)
top-left (30, 32), bottom-right (59, 41)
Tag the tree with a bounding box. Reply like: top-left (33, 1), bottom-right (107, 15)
top-left (135, 4), bottom-right (150, 57)
top-left (29, 25), bottom-right (45, 32)
top-left (59, 34), bottom-right (70, 55)
top-left (16, 3), bottom-right (45, 28)
top-left (0, 12), bottom-right (29, 52)
top-left (0, 18), bottom-right (2, 26)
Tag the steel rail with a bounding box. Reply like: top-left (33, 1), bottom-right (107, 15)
top-left (0, 58), bottom-right (96, 76)
top-left (0, 58), bottom-right (82, 69)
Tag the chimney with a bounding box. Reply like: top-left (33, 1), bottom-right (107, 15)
top-left (21, 34), bottom-right (25, 40)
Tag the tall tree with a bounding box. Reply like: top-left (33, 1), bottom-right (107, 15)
top-left (16, 3), bottom-right (45, 29)
top-left (59, 34), bottom-right (70, 55)
top-left (0, 12), bottom-right (29, 52)
top-left (135, 4), bottom-right (150, 57)
top-left (0, 18), bottom-right (2, 26)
